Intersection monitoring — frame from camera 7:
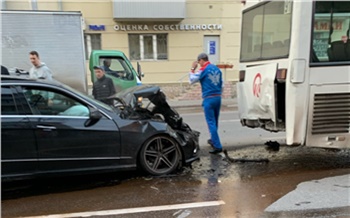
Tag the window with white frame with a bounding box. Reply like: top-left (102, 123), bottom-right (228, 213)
top-left (84, 34), bottom-right (101, 59)
top-left (129, 34), bottom-right (168, 61)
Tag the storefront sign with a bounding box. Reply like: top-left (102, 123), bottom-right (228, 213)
top-left (209, 41), bottom-right (216, 55)
top-left (89, 25), bottom-right (106, 31)
top-left (113, 24), bottom-right (223, 31)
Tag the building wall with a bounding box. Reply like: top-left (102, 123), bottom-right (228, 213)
top-left (3, 0), bottom-right (242, 85)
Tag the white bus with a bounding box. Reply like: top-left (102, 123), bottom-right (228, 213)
top-left (237, 0), bottom-right (350, 148)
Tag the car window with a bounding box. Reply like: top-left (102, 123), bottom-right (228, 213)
top-left (1, 87), bottom-right (18, 115)
top-left (55, 81), bottom-right (113, 112)
top-left (23, 87), bottom-right (89, 117)
top-left (99, 57), bottom-right (134, 81)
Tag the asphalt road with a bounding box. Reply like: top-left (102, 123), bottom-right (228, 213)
top-left (2, 111), bottom-right (350, 218)
top-left (181, 111), bottom-right (286, 148)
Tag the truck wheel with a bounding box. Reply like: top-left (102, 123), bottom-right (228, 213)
top-left (139, 135), bottom-right (181, 176)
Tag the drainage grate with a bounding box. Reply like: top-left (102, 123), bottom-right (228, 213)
top-left (312, 92), bottom-right (350, 135)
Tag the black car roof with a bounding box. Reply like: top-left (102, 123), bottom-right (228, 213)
top-left (0, 75), bottom-right (66, 88)
top-left (1, 75), bottom-right (33, 81)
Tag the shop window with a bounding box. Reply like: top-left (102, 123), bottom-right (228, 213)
top-left (84, 34), bottom-right (101, 60)
top-left (129, 34), bottom-right (168, 61)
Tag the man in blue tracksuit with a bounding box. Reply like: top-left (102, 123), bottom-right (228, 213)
top-left (189, 53), bottom-right (223, 154)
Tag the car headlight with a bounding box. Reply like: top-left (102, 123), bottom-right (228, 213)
top-left (137, 96), bottom-right (143, 107)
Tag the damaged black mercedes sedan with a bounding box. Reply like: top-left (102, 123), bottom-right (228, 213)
top-left (1, 76), bottom-right (200, 182)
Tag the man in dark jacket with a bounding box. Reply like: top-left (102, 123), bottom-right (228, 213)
top-left (92, 66), bottom-right (116, 104)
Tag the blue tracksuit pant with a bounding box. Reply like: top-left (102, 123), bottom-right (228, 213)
top-left (202, 96), bottom-right (222, 150)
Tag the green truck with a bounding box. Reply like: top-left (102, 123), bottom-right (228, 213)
top-left (89, 50), bottom-right (143, 92)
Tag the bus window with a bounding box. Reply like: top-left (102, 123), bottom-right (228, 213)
top-left (240, 1), bottom-right (292, 62)
top-left (312, 1), bottom-right (350, 63)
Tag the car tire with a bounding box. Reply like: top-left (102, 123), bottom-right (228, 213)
top-left (139, 135), bottom-right (181, 176)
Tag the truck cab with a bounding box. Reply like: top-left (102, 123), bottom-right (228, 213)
top-left (89, 50), bottom-right (143, 92)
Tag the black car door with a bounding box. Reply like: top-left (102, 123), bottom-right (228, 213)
top-left (20, 85), bottom-right (122, 174)
top-left (1, 86), bottom-right (37, 181)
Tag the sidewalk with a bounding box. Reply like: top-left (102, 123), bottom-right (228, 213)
top-left (167, 98), bottom-right (238, 111)
top-left (264, 174), bottom-right (350, 216)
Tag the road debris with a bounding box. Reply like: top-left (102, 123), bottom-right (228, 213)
top-left (223, 150), bottom-right (269, 163)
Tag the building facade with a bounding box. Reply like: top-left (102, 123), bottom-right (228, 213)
top-left (3, 0), bottom-right (242, 85)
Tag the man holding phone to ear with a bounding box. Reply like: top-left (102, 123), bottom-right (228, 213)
top-left (189, 53), bottom-right (223, 154)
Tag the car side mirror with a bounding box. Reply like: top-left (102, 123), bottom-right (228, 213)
top-left (90, 107), bottom-right (102, 119)
top-left (84, 107), bottom-right (102, 127)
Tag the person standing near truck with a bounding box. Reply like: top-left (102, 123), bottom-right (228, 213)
top-left (28, 51), bottom-right (54, 106)
top-left (29, 51), bottom-right (53, 81)
top-left (189, 52), bottom-right (223, 154)
top-left (92, 66), bottom-right (116, 105)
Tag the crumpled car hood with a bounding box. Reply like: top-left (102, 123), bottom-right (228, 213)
top-left (114, 85), bottom-right (167, 109)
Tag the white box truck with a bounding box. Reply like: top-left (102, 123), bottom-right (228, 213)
top-left (1, 10), bottom-right (143, 94)
top-left (1, 10), bottom-right (88, 93)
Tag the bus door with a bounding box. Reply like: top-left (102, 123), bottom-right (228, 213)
top-left (238, 63), bottom-right (280, 131)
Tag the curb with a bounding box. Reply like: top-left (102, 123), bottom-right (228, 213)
top-left (169, 102), bottom-right (238, 111)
